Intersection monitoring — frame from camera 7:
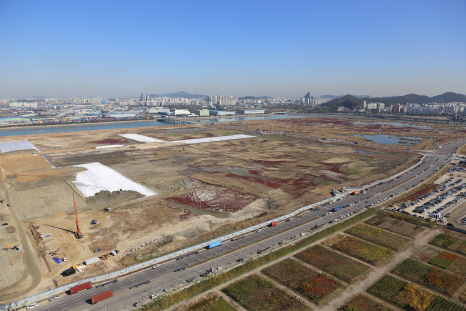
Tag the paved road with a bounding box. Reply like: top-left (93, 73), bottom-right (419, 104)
top-left (18, 138), bottom-right (466, 311)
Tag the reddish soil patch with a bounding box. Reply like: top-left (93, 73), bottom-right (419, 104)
top-left (166, 180), bottom-right (258, 213)
top-left (166, 204), bottom-right (198, 221)
top-left (205, 133), bottom-right (215, 137)
top-left (318, 162), bottom-right (349, 176)
top-left (282, 177), bottom-right (318, 198)
top-left (401, 184), bottom-right (439, 202)
top-left (254, 212), bottom-right (268, 218)
top-left (249, 170), bottom-right (261, 175)
top-left (226, 173), bottom-right (292, 188)
top-left (297, 165), bottom-right (311, 168)
top-left (92, 138), bottom-right (128, 144)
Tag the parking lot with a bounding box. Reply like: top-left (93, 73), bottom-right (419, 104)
top-left (400, 170), bottom-right (466, 224)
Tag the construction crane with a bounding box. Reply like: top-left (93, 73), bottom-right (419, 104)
top-left (73, 192), bottom-right (83, 239)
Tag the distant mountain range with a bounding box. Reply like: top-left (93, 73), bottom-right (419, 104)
top-left (320, 95), bottom-right (370, 99)
top-left (149, 91), bottom-right (206, 99)
top-left (321, 92), bottom-right (466, 109)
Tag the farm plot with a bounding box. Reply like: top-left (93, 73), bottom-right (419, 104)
top-left (429, 233), bottom-right (466, 257)
top-left (366, 214), bottom-right (425, 238)
top-left (338, 294), bottom-right (393, 311)
top-left (222, 274), bottom-right (311, 311)
top-left (262, 258), bottom-right (343, 305)
top-left (448, 256), bottom-right (466, 277)
top-left (294, 244), bottom-right (371, 283)
top-left (205, 297), bottom-right (237, 311)
top-left (391, 258), bottom-right (466, 295)
top-left (367, 275), bottom-right (466, 311)
top-left (325, 235), bottom-right (393, 266)
top-left (412, 246), bottom-right (441, 262)
top-left (345, 223), bottom-right (411, 251)
top-left (428, 251), bottom-right (459, 269)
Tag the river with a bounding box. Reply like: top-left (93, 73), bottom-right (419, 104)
top-left (0, 114), bottom-right (306, 137)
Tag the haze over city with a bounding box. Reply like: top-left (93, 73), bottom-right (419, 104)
top-left (1, 0), bottom-right (465, 98)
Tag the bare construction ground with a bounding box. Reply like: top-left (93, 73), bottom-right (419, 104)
top-left (0, 117), bottom-right (456, 301)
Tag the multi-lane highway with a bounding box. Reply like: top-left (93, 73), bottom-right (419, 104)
top-left (19, 138), bottom-right (466, 311)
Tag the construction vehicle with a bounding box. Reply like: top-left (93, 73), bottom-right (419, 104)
top-left (73, 192), bottom-right (83, 239)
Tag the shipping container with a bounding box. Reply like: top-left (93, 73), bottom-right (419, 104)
top-left (207, 240), bottom-right (222, 249)
top-left (69, 282), bottom-right (92, 294)
top-left (332, 206), bottom-right (342, 212)
top-left (84, 257), bottom-right (100, 265)
top-left (269, 221), bottom-right (277, 227)
top-left (91, 290), bottom-right (113, 304)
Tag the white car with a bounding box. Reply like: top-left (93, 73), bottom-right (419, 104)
top-left (256, 229), bottom-right (261, 233)
top-left (152, 264), bottom-right (160, 269)
top-left (26, 303), bottom-right (38, 310)
top-left (150, 294), bottom-right (158, 299)
top-left (134, 301), bottom-right (143, 307)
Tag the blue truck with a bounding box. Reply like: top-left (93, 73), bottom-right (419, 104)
top-left (207, 240), bottom-right (222, 249)
top-left (331, 206), bottom-right (342, 212)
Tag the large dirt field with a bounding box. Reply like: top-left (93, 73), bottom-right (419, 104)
top-left (0, 117), bottom-right (456, 300)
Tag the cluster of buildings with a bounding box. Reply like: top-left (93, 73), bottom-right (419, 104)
top-left (0, 95), bottom-right (268, 126)
top-left (385, 103), bottom-right (466, 116)
top-left (302, 92), bottom-right (332, 106)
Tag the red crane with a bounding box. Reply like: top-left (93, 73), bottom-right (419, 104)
top-left (73, 192), bottom-right (83, 239)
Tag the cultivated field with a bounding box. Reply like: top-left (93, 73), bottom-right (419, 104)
top-left (222, 274), bottom-right (310, 311)
top-left (294, 244), bottom-right (371, 283)
top-left (323, 234), bottom-right (393, 266)
top-left (261, 258), bottom-right (344, 305)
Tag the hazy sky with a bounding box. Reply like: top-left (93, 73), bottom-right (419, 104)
top-left (1, 0), bottom-right (465, 98)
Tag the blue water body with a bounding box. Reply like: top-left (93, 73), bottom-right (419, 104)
top-left (353, 121), bottom-right (431, 129)
top-left (354, 134), bottom-right (423, 146)
top-left (0, 115), bottom-right (306, 137)
top-left (355, 150), bottom-right (378, 154)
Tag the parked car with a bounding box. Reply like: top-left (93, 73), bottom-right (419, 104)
top-left (150, 294), bottom-right (158, 299)
top-left (152, 264), bottom-right (160, 269)
top-left (91, 220), bottom-right (97, 225)
top-left (26, 303), bottom-right (37, 310)
top-left (93, 248), bottom-right (101, 253)
top-left (134, 301), bottom-right (142, 307)
top-left (1, 223), bottom-right (7, 226)
top-left (49, 295), bottom-right (58, 301)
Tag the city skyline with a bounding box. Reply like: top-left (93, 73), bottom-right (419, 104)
top-left (1, 0), bottom-right (465, 98)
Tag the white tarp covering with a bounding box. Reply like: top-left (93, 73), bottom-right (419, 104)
top-left (173, 134), bottom-right (255, 144)
top-left (118, 134), bottom-right (166, 143)
top-left (118, 133), bottom-right (255, 145)
top-left (72, 162), bottom-right (157, 198)
top-left (0, 141), bottom-right (40, 153)
top-left (95, 145), bottom-right (124, 149)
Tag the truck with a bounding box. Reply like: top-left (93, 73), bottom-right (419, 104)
top-left (91, 290), bottom-right (113, 304)
top-left (69, 281), bottom-right (92, 294)
top-left (331, 206), bottom-right (342, 212)
top-left (269, 221), bottom-right (277, 227)
top-left (351, 190), bottom-right (360, 195)
top-left (207, 240), bottom-right (222, 249)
